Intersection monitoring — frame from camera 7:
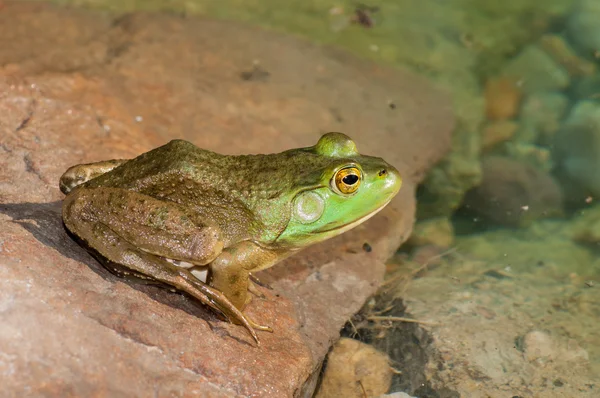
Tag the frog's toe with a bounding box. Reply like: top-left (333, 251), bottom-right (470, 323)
top-left (248, 317), bottom-right (273, 333)
top-left (248, 280), bottom-right (266, 299)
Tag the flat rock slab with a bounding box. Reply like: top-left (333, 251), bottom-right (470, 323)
top-left (0, 2), bottom-right (453, 397)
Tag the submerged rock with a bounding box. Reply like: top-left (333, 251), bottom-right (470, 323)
top-left (484, 76), bottom-right (523, 121)
top-left (540, 34), bottom-right (596, 77)
top-left (553, 101), bottom-right (600, 202)
top-left (407, 217), bottom-right (454, 249)
top-left (463, 156), bottom-right (564, 227)
top-left (502, 45), bottom-right (570, 94)
top-left (482, 120), bottom-right (518, 151)
top-left (566, 0), bottom-right (600, 60)
top-left (518, 91), bottom-right (569, 146)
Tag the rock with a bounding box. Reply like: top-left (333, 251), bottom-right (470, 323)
top-left (522, 330), bottom-right (557, 363)
top-left (410, 245), bottom-right (447, 267)
top-left (571, 73), bottom-right (600, 101)
top-left (378, 393), bottom-right (417, 398)
top-left (566, 0), bottom-right (600, 59)
top-left (481, 120), bottom-right (518, 151)
top-left (403, 253), bottom-right (598, 397)
top-left (502, 45), bottom-right (570, 94)
top-left (0, 2), bottom-right (454, 396)
top-left (504, 142), bottom-right (553, 172)
top-left (315, 338), bottom-right (392, 398)
top-left (416, 138), bottom-right (482, 219)
top-left (407, 217), bottom-right (454, 249)
top-left (570, 204), bottom-right (600, 244)
top-left (518, 91), bottom-right (569, 146)
top-left (522, 330), bottom-right (589, 365)
top-left (484, 76), bottom-right (523, 121)
top-left (540, 34), bottom-right (596, 77)
top-left (462, 156), bottom-right (564, 227)
top-left (553, 101), bottom-right (600, 200)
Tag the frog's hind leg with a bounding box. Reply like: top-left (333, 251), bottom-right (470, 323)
top-left (62, 189), bottom-right (260, 344)
top-left (59, 159), bottom-right (129, 194)
top-left (72, 221), bottom-right (259, 344)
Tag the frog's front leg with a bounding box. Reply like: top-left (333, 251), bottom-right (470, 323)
top-left (63, 187), bottom-right (260, 343)
top-left (208, 241), bottom-right (284, 331)
top-left (59, 159), bottom-right (129, 194)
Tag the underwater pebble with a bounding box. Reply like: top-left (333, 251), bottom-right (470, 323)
top-left (570, 73), bottom-right (600, 101)
top-left (407, 217), bottom-right (454, 249)
top-left (504, 142), bottom-right (553, 172)
top-left (540, 34), bottom-right (596, 77)
top-left (566, 0), bottom-right (600, 60)
top-left (553, 101), bottom-right (600, 198)
top-left (379, 393), bottom-right (417, 398)
top-left (484, 76), bottom-right (522, 121)
top-left (462, 156), bottom-right (563, 227)
top-left (502, 45), bottom-right (570, 94)
top-left (523, 330), bottom-right (556, 363)
top-left (482, 120), bottom-right (518, 151)
top-left (519, 91), bottom-right (569, 146)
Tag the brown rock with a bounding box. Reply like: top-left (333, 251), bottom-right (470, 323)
top-left (481, 120), bottom-right (518, 151)
top-left (0, 2), bottom-right (454, 397)
top-left (463, 157), bottom-right (564, 227)
top-left (484, 77), bottom-right (522, 121)
top-left (315, 338), bottom-right (392, 398)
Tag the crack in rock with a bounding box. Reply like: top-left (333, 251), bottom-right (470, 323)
top-left (15, 99), bottom-right (36, 132)
top-left (22, 153), bottom-right (45, 183)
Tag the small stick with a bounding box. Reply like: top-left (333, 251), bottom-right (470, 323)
top-left (368, 315), bottom-right (439, 326)
top-left (382, 247), bottom-right (457, 287)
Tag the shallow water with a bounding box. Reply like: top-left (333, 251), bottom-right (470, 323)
top-left (42, 0), bottom-right (600, 395)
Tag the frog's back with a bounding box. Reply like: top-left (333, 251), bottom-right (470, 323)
top-left (88, 139), bottom-right (328, 198)
top-left (84, 139), bottom-right (221, 190)
top-left (82, 139), bottom-right (331, 243)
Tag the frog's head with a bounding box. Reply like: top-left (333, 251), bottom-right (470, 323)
top-left (275, 132), bottom-right (401, 247)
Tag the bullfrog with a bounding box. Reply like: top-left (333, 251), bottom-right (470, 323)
top-left (60, 132), bottom-right (401, 344)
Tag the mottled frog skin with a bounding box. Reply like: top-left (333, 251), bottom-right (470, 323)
top-left (60, 133), bottom-right (401, 343)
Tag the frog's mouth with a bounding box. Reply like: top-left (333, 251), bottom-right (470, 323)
top-left (313, 197), bottom-right (393, 234)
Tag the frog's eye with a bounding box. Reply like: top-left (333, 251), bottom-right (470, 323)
top-left (332, 166), bottom-right (362, 195)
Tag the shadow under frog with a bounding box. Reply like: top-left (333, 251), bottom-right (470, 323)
top-left (0, 200), bottom-right (241, 341)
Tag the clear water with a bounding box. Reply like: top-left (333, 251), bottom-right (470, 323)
top-left (46, 0), bottom-right (600, 395)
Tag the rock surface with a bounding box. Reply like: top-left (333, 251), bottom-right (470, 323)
top-left (0, 2), bottom-right (453, 397)
top-left (315, 338), bottom-right (392, 398)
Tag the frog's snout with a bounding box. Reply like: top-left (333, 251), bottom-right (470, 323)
top-left (378, 165), bottom-right (402, 196)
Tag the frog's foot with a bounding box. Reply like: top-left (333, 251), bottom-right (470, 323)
top-left (233, 313), bottom-right (273, 333)
top-left (250, 273), bottom-right (273, 290)
top-left (66, 219), bottom-right (261, 345)
top-left (248, 279), bottom-right (266, 299)
top-left (59, 159), bottom-right (129, 194)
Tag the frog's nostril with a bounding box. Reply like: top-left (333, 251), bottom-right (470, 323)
top-left (378, 169), bottom-right (387, 177)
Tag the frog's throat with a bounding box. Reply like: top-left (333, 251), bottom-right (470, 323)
top-left (313, 197), bottom-right (393, 235)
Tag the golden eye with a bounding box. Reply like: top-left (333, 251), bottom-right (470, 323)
top-left (333, 166), bottom-right (362, 195)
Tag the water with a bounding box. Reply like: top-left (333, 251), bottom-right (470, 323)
top-left (38, 0), bottom-right (600, 395)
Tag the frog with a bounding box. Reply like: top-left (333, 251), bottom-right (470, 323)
top-left (59, 132), bottom-right (402, 344)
